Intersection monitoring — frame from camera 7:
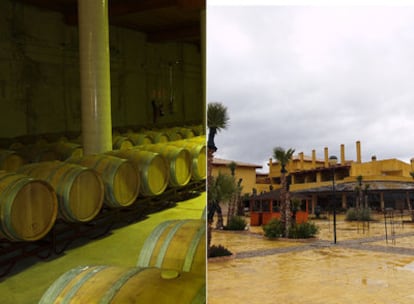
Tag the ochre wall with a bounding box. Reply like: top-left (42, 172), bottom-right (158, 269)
top-left (212, 165), bottom-right (258, 195)
top-left (350, 159), bottom-right (412, 178)
top-left (0, 1), bottom-right (202, 140)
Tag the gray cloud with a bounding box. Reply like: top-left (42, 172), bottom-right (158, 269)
top-left (208, 5), bottom-right (414, 172)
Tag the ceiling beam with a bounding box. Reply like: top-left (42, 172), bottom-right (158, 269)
top-left (177, 0), bottom-right (205, 10)
top-left (17, 0), bottom-right (204, 43)
top-left (108, 0), bottom-right (176, 17)
top-left (107, 0), bottom-right (205, 15)
top-left (16, 0), bottom-right (75, 12)
top-left (65, 0), bottom-right (205, 25)
top-left (146, 23), bottom-right (200, 43)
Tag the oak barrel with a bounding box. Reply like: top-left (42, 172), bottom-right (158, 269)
top-left (137, 219), bottom-right (206, 276)
top-left (0, 149), bottom-right (26, 171)
top-left (15, 144), bottom-right (59, 163)
top-left (112, 136), bottom-right (134, 150)
top-left (170, 138), bottom-right (206, 181)
top-left (67, 154), bottom-right (140, 208)
top-left (18, 161), bottom-right (104, 222)
top-left (107, 149), bottom-right (169, 196)
top-left (140, 144), bottom-right (192, 187)
top-left (39, 265), bottom-right (205, 304)
top-left (52, 142), bottom-right (83, 161)
top-left (172, 127), bottom-right (195, 139)
top-left (0, 171), bottom-right (58, 241)
top-left (144, 131), bottom-right (170, 143)
top-left (162, 129), bottom-right (184, 141)
top-left (125, 133), bottom-right (153, 146)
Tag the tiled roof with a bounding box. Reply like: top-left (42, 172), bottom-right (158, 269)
top-left (294, 181), bottom-right (414, 194)
top-left (212, 158), bottom-right (262, 169)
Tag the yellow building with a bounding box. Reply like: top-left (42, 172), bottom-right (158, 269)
top-left (212, 158), bottom-right (262, 195)
top-left (263, 141), bottom-right (414, 213)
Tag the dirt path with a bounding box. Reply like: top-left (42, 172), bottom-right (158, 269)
top-left (208, 216), bottom-right (414, 304)
top-left (235, 231), bottom-right (414, 259)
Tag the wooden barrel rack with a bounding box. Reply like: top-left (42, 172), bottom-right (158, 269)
top-left (0, 180), bottom-right (205, 279)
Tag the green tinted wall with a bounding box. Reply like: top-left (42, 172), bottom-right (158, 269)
top-left (0, 1), bottom-right (202, 139)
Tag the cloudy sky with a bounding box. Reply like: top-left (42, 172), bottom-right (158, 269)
top-left (207, 2), bottom-right (414, 172)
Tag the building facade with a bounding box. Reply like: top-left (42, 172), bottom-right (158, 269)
top-left (211, 158), bottom-right (262, 196)
top-left (258, 141), bottom-right (414, 214)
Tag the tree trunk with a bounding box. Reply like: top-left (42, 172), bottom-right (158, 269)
top-left (215, 204), bottom-right (224, 229)
top-left (280, 171), bottom-right (291, 237)
top-left (207, 147), bottom-right (215, 249)
top-left (227, 195), bottom-right (235, 225)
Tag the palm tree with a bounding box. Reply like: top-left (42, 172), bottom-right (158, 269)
top-left (207, 102), bottom-right (229, 248)
top-left (226, 161), bottom-right (237, 224)
top-left (208, 172), bottom-right (237, 231)
top-left (207, 102), bottom-right (229, 153)
top-left (273, 146), bottom-right (295, 237)
top-left (356, 175), bottom-right (363, 209)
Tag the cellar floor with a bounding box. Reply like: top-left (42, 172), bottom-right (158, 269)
top-left (208, 213), bottom-right (414, 304)
top-left (0, 191), bottom-right (206, 304)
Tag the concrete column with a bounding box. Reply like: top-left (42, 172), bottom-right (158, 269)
top-left (342, 193), bottom-right (347, 209)
top-left (312, 194), bottom-right (317, 214)
top-left (380, 192), bottom-right (385, 210)
top-left (340, 144), bottom-right (345, 165)
top-left (201, 9), bottom-right (206, 130)
top-left (316, 172), bottom-right (321, 183)
top-left (356, 141), bottom-right (362, 164)
top-left (78, 0), bottom-right (112, 155)
top-left (324, 147), bottom-right (329, 168)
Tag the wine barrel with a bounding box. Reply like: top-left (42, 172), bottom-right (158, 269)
top-left (0, 149), bottom-right (26, 171)
top-left (112, 136), bottom-right (134, 150)
top-left (51, 142), bottom-right (83, 161)
top-left (170, 138), bottom-right (206, 181)
top-left (107, 149), bottom-right (169, 196)
top-left (15, 144), bottom-right (59, 163)
top-left (172, 127), bottom-right (195, 139)
top-left (18, 161), bottom-right (104, 222)
top-left (190, 125), bottom-right (204, 136)
top-left (125, 133), bottom-right (153, 146)
top-left (137, 219), bottom-right (206, 276)
top-left (185, 135), bottom-right (206, 144)
top-left (162, 129), bottom-right (183, 141)
top-left (0, 171), bottom-right (58, 241)
top-left (67, 154), bottom-right (140, 208)
top-left (144, 131), bottom-right (170, 143)
top-left (140, 144), bottom-right (192, 187)
top-left (201, 206), bottom-right (206, 220)
top-left (39, 265), bottom-right (205, 304)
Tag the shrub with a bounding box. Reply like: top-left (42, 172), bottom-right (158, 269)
top-left (208, 245), bottom-right (232, 258)
top-left (289, 222), bottom-right (319, 239)
top-left (263, 218), bottom-right (284, 238)
top-left (345, 208), bottom-right (372, 221)
top-left (226, 216), bottom-right (247, 231)
top-left (263, 219), bottom-right (319, 239)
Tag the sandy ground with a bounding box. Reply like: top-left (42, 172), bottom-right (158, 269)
top-left (208, 212), bottom-right (414, 304)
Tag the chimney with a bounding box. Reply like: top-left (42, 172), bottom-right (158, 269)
top-left (312, 149), bottom-right (316, 168)
top-left (269, 158), bottom-right (273, 175)
top-left (299, 152), bottom-right (304, 170)
top-left (340, 144), bottom-right (345, 165)
top-left (324, 147), bottom-right (329, 168)
top-left (356, 141), bottom-right (361, 164)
